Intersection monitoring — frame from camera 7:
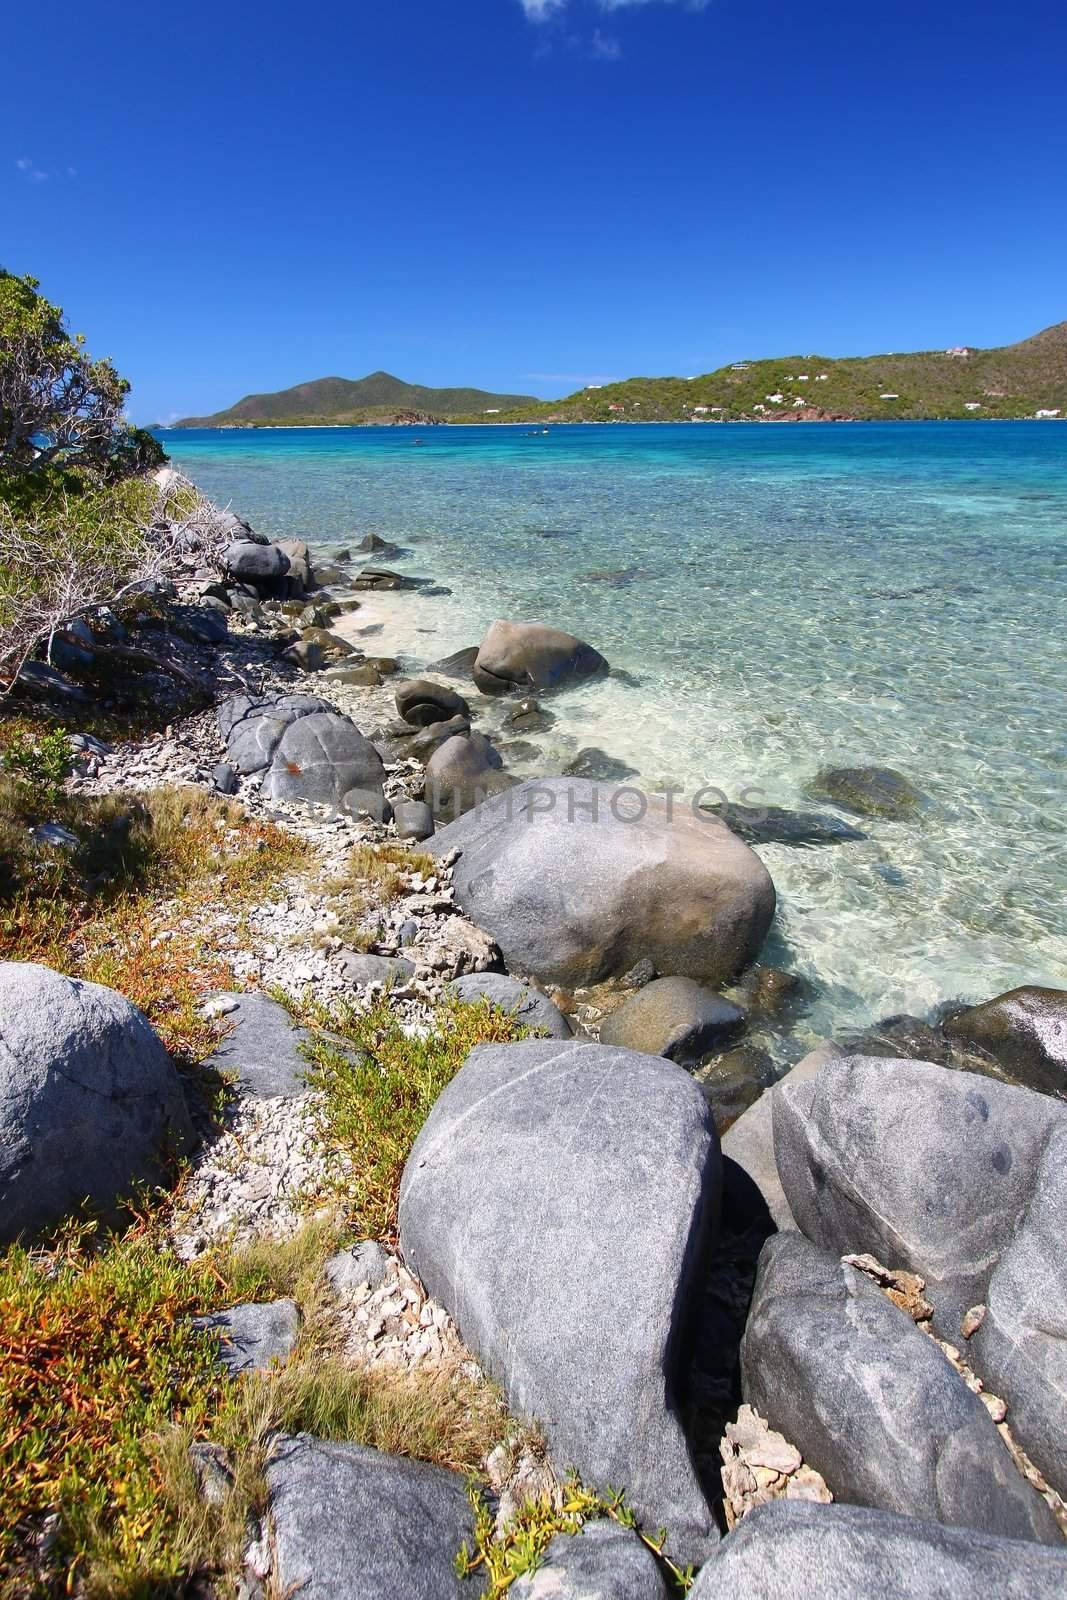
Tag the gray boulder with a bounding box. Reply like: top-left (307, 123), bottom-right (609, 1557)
top-left (510, 1520), bottom-right (668, 1599)
top-left (400, 1038), bottom-right (720, 1565)
top-left (428, 644), bottom-right (479, 679)
top-left (326, 1240), bottom-right (391, 1296)
top-left (974, 1120), bottom-right (1067, 1498)
top-left (267, 1435), bottom-right (475, 1600)
top-left (218, 692), bottom-right (332, 775)
top-left (338, 952), bottom-right (415, 988)
top-left (430, 779), bottom-right (775, 990)
top-left (806, 765), bottom-right (926, 820)
top-left (394, 800), bottom-right (435, 842)
top-left (200, 991), bottom-right (314, 1098)
top-left (448, 972), bottom-right (573, 1038)
top-left (424, 732), bottom-right (513, 820)
top-left (342, 787), bottom-right (392, 823)
top-left (720, 1045), bottom-right (841, 1230)
top-left (395, 678), bottom-right (471, 727)
top-left (600, 976), bottom-right (745, 1065)
top-left (195, 1299), bottom-right (300, 1376)
top-left (353, 567), bottom-right (429, 591)
top-left (0, 962), bottom-right (192, 1243)
top-left (410, 715), bottom-right (472, 762)
top-left (260, 711), bottom-right (385, 807)
top-left (742, 1234), bottom-right (1059, 1543)
top-left (473, 620), bottom-right (608, 694)
top-left (689, 1501), bottom-right (1067, 1600)
top-left (944, 986), bottom-right (1067, 1097)
top-left (223, 540), bottom-right (290, 583)
top-left (773, 1055), bottom-right (1067, 1335)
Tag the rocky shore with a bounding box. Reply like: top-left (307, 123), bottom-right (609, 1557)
top-left (2, 465), bottom-right (1066, 1596)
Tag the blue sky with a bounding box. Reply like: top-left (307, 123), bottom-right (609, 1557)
top-left (4, 0), bottom-right (1066, 422)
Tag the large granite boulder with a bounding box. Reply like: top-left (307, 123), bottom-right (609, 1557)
top-left (260, 711), bottom-right (385, 806)
top-left (424, 732), bottom-right (513, 820)
top-left (399, 1038), bottom-right (720, 1565)
top-left (0, 962), bottom-right (192, 1243)
top-left (430, 779), bottom-right (775, 989)
top-left (719, 1045), bottom-right (841, 1230)
top-left (742, 1234), bottom-right (1059, 1543)
top-left (447, 972), bottom-right (573, 1039)
top-left (805, 765), bottom-right (926, 820)
top-left (395, 678), bottom-right (471, 728)
top-left (944, 986), bottom-right (1067, 1097)
top-left (267, 1435), bottom-right (474, 1599)
top-left (510, 1520), bottom-right (669, 1599)
top-left (217, 693), bottom-right (384, 808)
top-left (973, 1120), bottom-right (1067, 1498)
top-left (689, 1501), bottom-right (1067, 1600)
top-left (223, 540), bottom-right (290, 584)
top-left (473, 620), bottom-right (608, 695)
top-left (599, 976), bottom-right (744, 1065)
top-left (773, 1055), bottom-right (1067, 1335)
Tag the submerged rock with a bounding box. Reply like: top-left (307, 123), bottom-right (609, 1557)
top-left (702, 800), bottom-right (868, 847)
top-left (805, 765), bottom-right (927, 820)
top-left (431, 778), bottom-right (775, 990)
top-left (562, 747), bottom-right (640, 782)
top-left (400, 1038), bottom-right (721, 1564)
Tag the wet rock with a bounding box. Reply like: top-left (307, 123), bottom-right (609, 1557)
top-left (473, 620), bottom-right (608, 695)
top-left (702, 801), bottom-right (868, 847)
top-left (327, 663), bottom-right (382, 686)
top-left (448, 972), bottom-right (573, 1038)
top-left (310, 562), bottom-right (347, 587)
top-left (395, 678), bottom-right (471, 728)
top-left (428, 644), bottom-right (479, 679)
top-left (195, 1299), bottom-right (300, 1376)
top-left (424, 732), bottom-right (514, 820)
top-left (503, 696), bottom-right (555, 734)
top-left (730, 965), bottom-right (804, 1020)
top-left (510, 1520), bottom-right (669, 1599)
top-left (599, 976), bottom-right (745, 1066)
top-left (0, 962), bottom-right (192, 1244)
top-left (562, 748), bottom-right (640, 782)
top-left (352, 567), bottom-right (430, 591)
top-left (806, 766), bottom-right (927, 820)
top-left (400, 1038), bottom-right (721, 1564)
top-left (773, 1054), bottom-right (1067, 1336)
top-left (354, 532), bottom-right (405, 558)
top-left (944, 987), bottom-right (1067, 1098)
top-left (267, 1436), bottom-right (474, 1600)
top-left (696, 1047), bottom-right (776, 1136)
top-left (742, 1234), bottom-right (1060, 1543)
top-left (431, 779), bottom-right (775, 990)
top-left (410, 716), bottom-right (472, 762)
top-left (689, 1501), bottom-right (1067, 1600)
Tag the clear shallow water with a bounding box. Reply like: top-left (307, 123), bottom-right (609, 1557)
top-left (165, 422), bottom-right (1067, 1045)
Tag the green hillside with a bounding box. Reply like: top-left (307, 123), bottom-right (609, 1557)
top-left (455, 322), bottom-right (1067, 424)
top-left (174, 371), bottom-right (538, 427)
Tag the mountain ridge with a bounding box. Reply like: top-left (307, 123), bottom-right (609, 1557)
top-left (173, 371), bottom-right (539, 426)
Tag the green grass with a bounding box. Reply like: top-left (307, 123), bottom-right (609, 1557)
top-left (456, 1475), bottom-right (695, 1596)
top-left (299, 991), bottom-right (533, 1239)
top-left (0, 1216), bottom-right (513, 1598)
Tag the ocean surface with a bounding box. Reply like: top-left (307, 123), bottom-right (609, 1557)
top-left (164, 421), bottom-right (1067, 1048)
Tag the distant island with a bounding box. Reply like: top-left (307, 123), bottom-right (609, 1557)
top-left (167, 324), bottom-right (1067, 429)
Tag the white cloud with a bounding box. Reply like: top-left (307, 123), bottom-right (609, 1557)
top-left (598, 0), bottom-right (711, 10)
top-left (590, 27), bottom-right (622, 57)
top-left (519, 0), bottom-right (567, 19)
top-left (15, 157), bottom-right (48, 181)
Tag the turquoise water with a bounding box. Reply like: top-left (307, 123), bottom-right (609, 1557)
top-left (165, 422), bottom-right (1067, 1043)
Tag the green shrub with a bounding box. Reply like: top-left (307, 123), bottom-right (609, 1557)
top-left (0, 726), bottom-right (71, 806)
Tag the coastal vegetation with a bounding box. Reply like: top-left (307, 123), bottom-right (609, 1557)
top-left (173, 370), bottom-right (538, 428)
top-left (168, 323), bottom-right (1067, 428)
